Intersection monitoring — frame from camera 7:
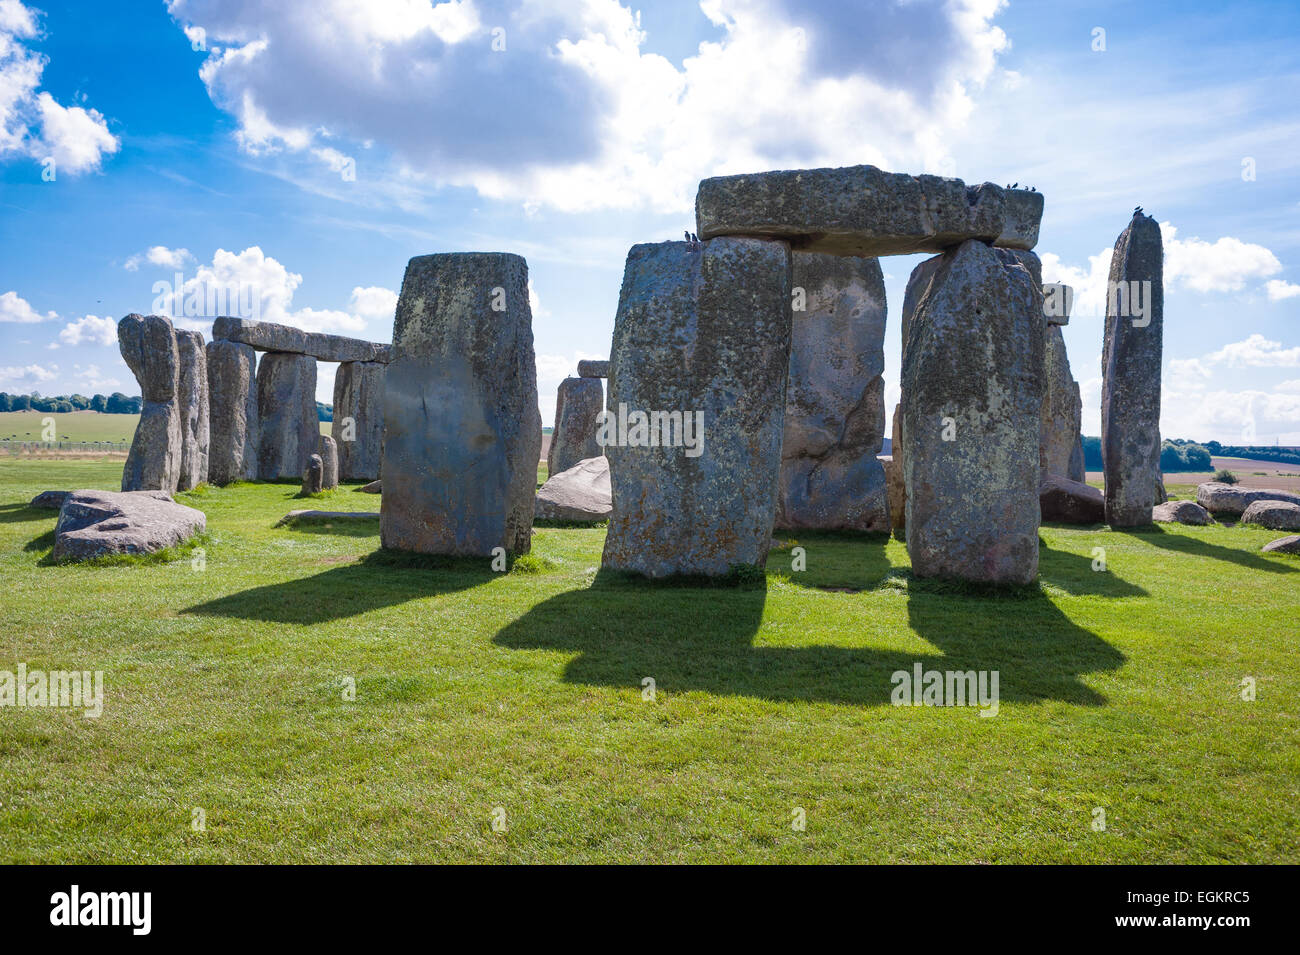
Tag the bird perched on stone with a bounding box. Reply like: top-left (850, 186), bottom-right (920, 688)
top-left (690, 233), bottom-right (699, 244)
top-left (684, 230), bottom-right (691, 242)
top-left (1134, 205), bottom-right (1144, 216)
top-left (1011, 182), bottom-right (1018, 188)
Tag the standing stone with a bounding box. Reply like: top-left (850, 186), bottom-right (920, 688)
top-left (776, 252), bottom-right (888, 532)
top-left (1040, 325), bottom-right (1084, 482)
top-left (175, 329), bottom-right (209, 490)
top-left (317, 434), bottom-right (339, 489)
top-left (332, 360), bottom-right (386, 481)
top-left (301, 454), bottom-right (324, 495)
top-left (256, 353), bottom-right (319, 480)
top-left (1101, 213), bottom-right (1164, 527)
top-left (902, 240), bottom-right (1045, 584)
top-left (118, 313), bottom-right (182, 492)
top-left (602, 237), bottom-right (792, 578)
top-left (206, 340), bottom-right (259, 485)
top-left (548, 376), bottom-right (604, 476)
top-left (890, 255), bottom-right (945, 534)
top-left (380, 253), bottom-right (542, 556)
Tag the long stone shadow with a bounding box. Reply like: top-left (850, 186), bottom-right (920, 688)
top-left (1114, 525), bottom-right (1297, 574)
top-left (493, 571), bottom-right (1125, 707)
top-left (0, 502), bottom-right (53, 526)
top-left (1037, 543), bottom-right (1147, 597)
top-left (772, 530), bottom-right (893, 591)
top-left (182, 551), bottom-right (497, 625)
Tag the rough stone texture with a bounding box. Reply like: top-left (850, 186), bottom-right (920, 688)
top-left (332, 360), bottom-right (386, 481)
top-left (1195, 482), bottom-right (1300, 517)
top-left (360, 480), bottom-right (382, 494)
top-left (175, 329), bottom-right (209, 490)
top-left (29, 490), bottom-right (69, 509)
top-left (535, 456), bottom-right (612, 522)
top-left (380, 252), bottom-right (542, 556)
top-left (1068, 437), bottom-right (1086, 484)
top-left (302, 453), bottom-right (324, 495)
top-left (1240, 500), bottom-right (1300, 531)
top-left (1262, 534), bottom-right (1300, 554)
top-left (205, 340), bottom-right (259, 485)
top-left (603, 238), bottom-right (792, 577)
top-left (1041, 322), bottom-right (1084, 483)
top-left (881, 452), bottom-right (903, 535)
top-left (52, 489), bottom-right (205, 562)
top-left (695, 165), bottom-right (1042, 256)
top-left (214, 316), bottom-right (393, 363)
top-left (902, 239), bottom-right (1045, 583)
top-left (276, 510), bottom-right (379, 526)
top-left (548, 376), bottom-right (604, 476)
top-left (578, 360), bottom-right (609, 378)
top-left (776, 251), bottom-right (888, 532)
top-left (256, 352), bottom-right (319, 480)
top-left (317, 435), bottom-right (339, 489)
top-left (891, 258), bottom-right (944, 535)
top-left (118, 313), bottom-right (182, 492)
top-left (1101, 213), bottom-right (1164, 527)
top-left (1152, 500), bottom-right (1212, 525)
top-left (1040, 474), bottom-right (1105, 524)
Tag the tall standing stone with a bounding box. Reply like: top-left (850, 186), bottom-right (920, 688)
top-left (206, 340), bottom-right (259, 485)
top-left (332, 361), bottom-right (386, 481)
top-left (776, 251), bottom-right (888, 532)
top-left (901, 240), bottom-right (1044, 584)
top-left (176, 329), bottom-right (209, 490)
top-left (256, 353), bottom-right (319, 480)
top-left (1101, 213), bottom-right (1164, 527)
top-left (380, 253), bottom-right (542, 556)
top-left (1038, 286), bottom-right (1084, 483)
top-left (548, 376), bottom-right (604, 476)
top-left (118, 313), bottom-right (182, 492)
top-left (602, 238), bottom-right (792, 578)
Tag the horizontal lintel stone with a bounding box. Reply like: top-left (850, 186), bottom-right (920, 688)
top-left (213, 316), bottom-right (393, 363)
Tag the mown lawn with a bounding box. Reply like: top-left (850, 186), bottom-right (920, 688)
top-left (0, 457), bottom-right (1296, 863)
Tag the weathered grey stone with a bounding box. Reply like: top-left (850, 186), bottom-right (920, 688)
top-left (176, 329), bottom-right (209, 490)
top-left (881, 453), bottom-right (903, 534)
top-left (902, 239), bottom-right (1045, 583)
top-left (695, 165), bottom-right (1041, 256)
top-left (1262, 534), bottom-right (1300, 554)
top-left (603, 238), bottom-right (792, 578)
top-left (256, 353), bottom-right (319, 480)
top-left (119, 314), bottom-right (182, 493)
top-left (1240, 500), bottom-right (1300, 531)
top-left (1040, 474), bottom-right (1105, 524)
top-left (1152, 500), bottom-right (1212, 525)
top-left (332, 361), bottom-right (386, 481)
top-left (1067, 435), bottom-right (1086, 484)
top-left (276, 509), bottom-right (379, 526)
top-left (776, 251), bottom-right (888, 532)
top-left (302, 453), bottom-right (324, 495)
top-left (1195, 482), bottom-right (1300, 517)
top-left (29, 490), bottom-right (69, 509)
top-left (317, 434), bottom-right (339, 489)
top-left (214, 316), bottom-right (392, 363)
top-left (360, 480), bottom-right (382, 494)
top-left (548, 377), bottom-right (604, 476)
top-left (535, 456), bottom-right (612, 523)
top-left (52, 489), bottom-right (205, 562)
top-left (205, 340), bottom-right (259, 485)
top-left (1040, 327), bottom-right (1084, 482)
top-left (380, 252), bottom-right (542, 556)
top-left (1044, 283), bottom-right (1072, 326)
top-left (891, 258), bottom-right (944, 535)
top-left (1101, 213), bottom-right (1164, 527)
top-left (577, 360), bottom-right (609, 378)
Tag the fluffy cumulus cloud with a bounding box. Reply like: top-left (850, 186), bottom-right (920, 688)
top-left (1162, 335), bottom-right (1300, 443)
top-left (1265, 279), bottom-right (1300, 301)
top-left (0, 289), bottom-right (55, 323)
top-left (535, 349), bottom-right (605, 425)
top-left (167, 0), bottom-right (1011, 211)
top-left (0, 360), bottom-right (56, 389)
top-left (57, 314), bottom-right (117, 346)
top-left (0, 1), bottom-right (118, 173)
top-left (124, 246), bottom-right (193, 271)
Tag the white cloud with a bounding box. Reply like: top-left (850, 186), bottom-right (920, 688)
top-left (1265, 279), bottom-right (1300, 301)
top-left (0, 361), bottom-right (57, 389)
top-left (1160, 222), bottom-right (1282, 294)
top-left (124, 245), bottom-right (193, 271)
top-left (58, 314), bottom-right (118, 346)
top-left (73, 362), bottom-right (121, 391)
top-left (1274, 379), bottom-right (1300, 394)
top-left (1202, 334), bottom-right (1300, 369)
top-left (347, 285), bottom-right (398, 322)
top-left (535, 349), bottom-right (605, 426)
top-left (1040, 247), bottom-right (1112, 321)
top-left (0, 2), bottom-right (118, 173)
top-left (0, 289), bottom-right (55, 323)
top-left (168, 0), bottom-right (1012, 212)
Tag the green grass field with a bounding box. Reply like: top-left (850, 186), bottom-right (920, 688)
top-left (1, 457), bottom-right (1297, 863)
top-left (0, 411), bottom-right (139, 444)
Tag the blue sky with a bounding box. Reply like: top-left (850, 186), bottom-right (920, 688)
top-left (2, 0), bottom-right (1299, 443)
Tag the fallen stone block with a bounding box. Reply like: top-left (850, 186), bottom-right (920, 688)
top-left (1040, 474), bottom-right (1105, 524)
top-left (359, 480), bottom-right (382, 494)
top-left (1240, 500), bottom-right (1300, 531)
top-left (695, 165), bottom-right (1042, 256)
top-left (1196, 482), bottom-right (1300, 517)
top-left (29, 490), bottom-right (69, 509)
top-left (1262, 534), bottom-right (1300, 554)
top-left (535, 456), bottom-right (612, 523)
top-left (1152, 500), bottom-right (1212, 525)
top-left (52, 490), bottom-right (205, 562)
top-left (214, 316), bottom-right (393, 363)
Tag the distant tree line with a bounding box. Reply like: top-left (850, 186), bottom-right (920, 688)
top-left (1081, 436), bottom-right (1297, 471)
top-left (0, 392), bottom-right (143, 414)
top-left (317, 402), bottom-right (332, 422)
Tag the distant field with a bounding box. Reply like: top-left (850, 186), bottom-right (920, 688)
top-left (0, 411), bottom-right (137, 445)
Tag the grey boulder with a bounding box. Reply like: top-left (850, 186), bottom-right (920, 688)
top-left (29, 490), bottom-right (70, 509)
top-left (1040, 474), bottom-right (1105, 524)
top-left (535, 456), bottom-right (612, 523)
top-left (301, 453), bottom-right (324, 495)
top-left (1196, 482), bottom-right (1300, 517)
top-left (52, 490), bottom-right (205, 562)
top-left (1240, 500), bottom-right (1300, 531)
top-left (1152, 500), bottom-right (1212, 525)
top-left (1261, 535), bottom-right (1300, 554)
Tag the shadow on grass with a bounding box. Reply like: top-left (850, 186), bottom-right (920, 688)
top-left (0, 502), bottom-right (54, 526)
top-left (1037, 543), bottom-right (1147, 597)
top-left (1115, 525), bottom-right (1297, 574)
top-left (277, 517), bottom-right (380, 537)
top-left (182, 549), bottom-right (498, 624)
top-left (770, 530), bottom-right (892, 591)
top-left (493, 569), bottom-right (1124, 707)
